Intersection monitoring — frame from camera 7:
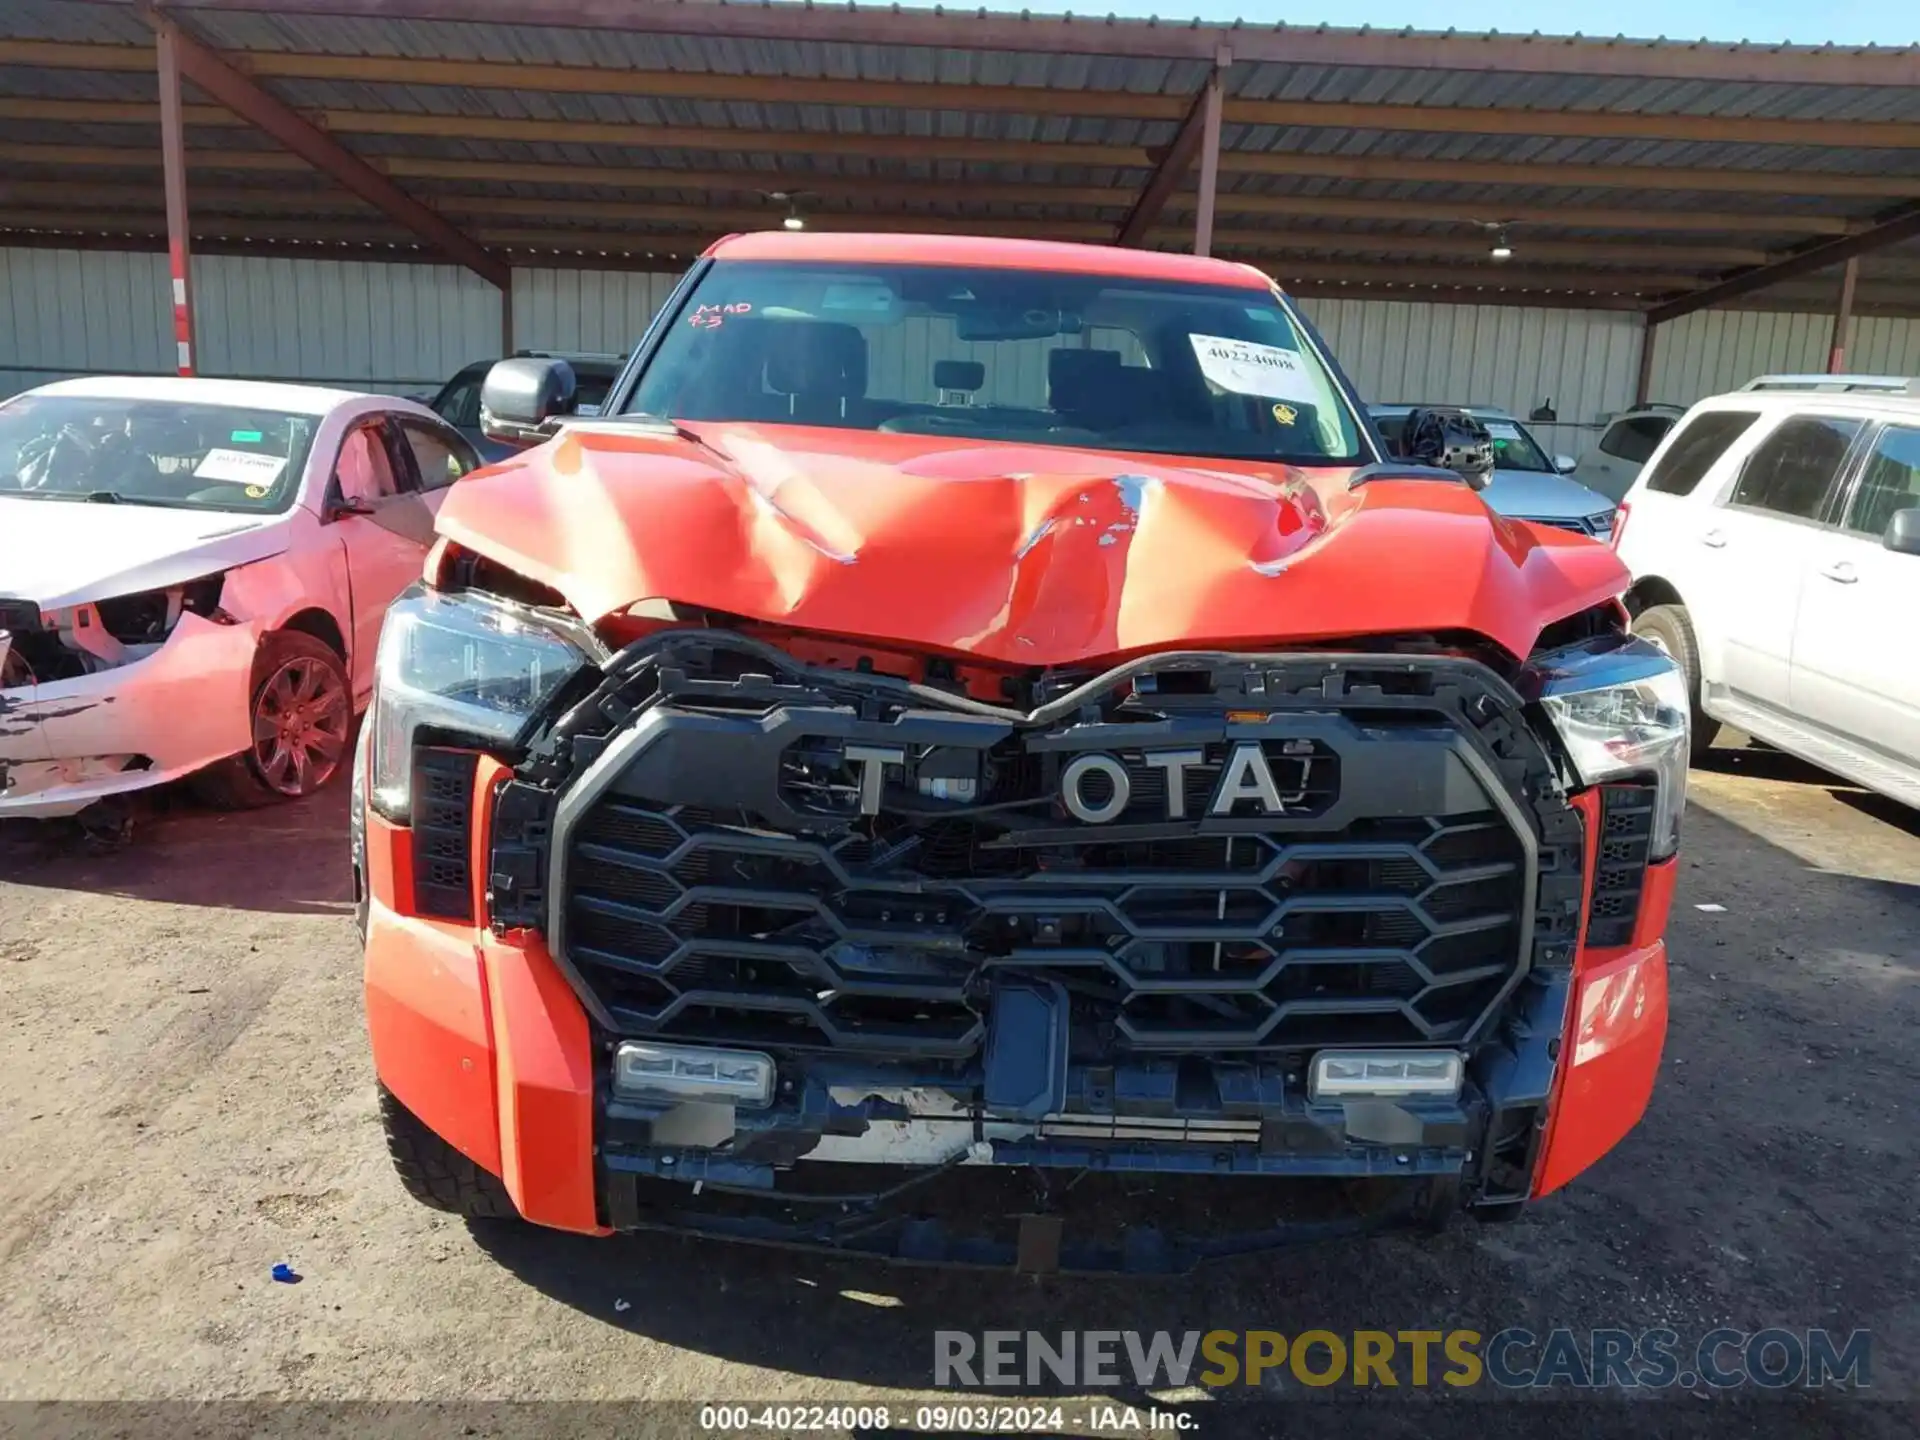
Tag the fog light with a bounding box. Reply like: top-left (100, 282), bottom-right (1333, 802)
top-left (1309, 1049), bottom-right (1463, 1101)
top-left (612, 1042), bottom-right (775, 1108)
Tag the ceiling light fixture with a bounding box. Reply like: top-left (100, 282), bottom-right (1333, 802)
top-left (1482, 222), bottom-right (1516, 261)
top-left (767, 190), bottom-right (807, 231)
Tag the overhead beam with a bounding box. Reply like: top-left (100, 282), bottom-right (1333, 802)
top-left (0, 143), bottom-right (1865, 236)
top-left (0, 209), bottom-right (1706, 291)
top-left (24, 41), bottom-right (1920, 149)
top-left (10, 96), bottom-right (1913, 198)
top-left (142, 2), bottom-right (1920, 86)
top-left (1117, 56), bottom-right (1226, 248)
top-left (5, 186), bottom-right (1777, 268)
top-left (125, 19), bottom-right (507, 288)
top-left (1646, 201), bottom-right (1920, 323)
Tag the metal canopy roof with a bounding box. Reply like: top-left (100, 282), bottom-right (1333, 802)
top-left (1, 0), bottom-right (1916, 316)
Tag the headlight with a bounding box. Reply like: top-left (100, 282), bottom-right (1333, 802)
top-left (368, 584), bottom-right (589, 823)
top-left (1536, 637), bottom-right (1689, 860)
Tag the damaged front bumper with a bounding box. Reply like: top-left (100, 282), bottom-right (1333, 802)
top-left (0, 611), bottom-right (255, 817)
top-left (591, 971), bottom-right (1571, 1273)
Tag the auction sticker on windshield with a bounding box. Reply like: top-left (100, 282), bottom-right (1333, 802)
top-left (194, 448), bottom-right (286, 485)
top-left (1189, 334), bottom-right (1319, 403)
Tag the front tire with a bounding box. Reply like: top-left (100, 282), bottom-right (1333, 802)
top-left (191, 631), bottom-right (352, 809)
top-left (378, 1086), bottom-right (518, 1220)
top-left (1633, 603), bottom-right (1718, 764)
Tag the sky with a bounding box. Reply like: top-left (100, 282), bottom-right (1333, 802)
top-left (987, 0), bottom-right (1918, 46)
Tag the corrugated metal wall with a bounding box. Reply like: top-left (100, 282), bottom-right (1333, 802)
top-left (9, 246), bottom-right (1919, 432)
top-left (510, 267), bottom-right (683, 355)
top-left (1647, 309), bottom-right (1920, 407)
top-left (1294, 297), bottom-right (1646, 453)
top-left (2, 247), bottom-right (501, 398)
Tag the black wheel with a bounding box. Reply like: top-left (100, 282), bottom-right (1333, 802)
top-left (191, 632), bottom-right (352, 809)
top-left (1632, 603), bottom-right (1718, 764)
top-left (378, 1085), bottom-right (519, 1220)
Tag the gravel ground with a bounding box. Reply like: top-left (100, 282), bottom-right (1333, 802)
top-left (1, 741), bottom-right (1915, 1436)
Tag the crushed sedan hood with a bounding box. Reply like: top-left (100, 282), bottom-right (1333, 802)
top-left (434, 423), bottom-right (1630, 665)
top-left (0, 497), bottom-right (290, 610)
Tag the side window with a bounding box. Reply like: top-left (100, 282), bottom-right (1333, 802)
top-left (334, 421), bottom-right (399, 505)
top-left (1727, 416), bottom-right (1863, 522)
top-left (1599, 415), bottom-right (1671, 465)
top-left (432, 371), bottom-right (484, 429)
top-left (1644, 410), bottom-right (1761, 496)
top-left (398, 420), bottom-right (477, 491)
top-left (1845, 425), bottom-right (1920, 539)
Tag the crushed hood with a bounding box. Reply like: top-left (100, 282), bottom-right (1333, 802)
top-left (434, 423), bottom-right (1630, 665)
top-left (0, 497), bottom-right (291, 610)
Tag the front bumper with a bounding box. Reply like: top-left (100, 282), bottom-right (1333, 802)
top-left (361, 639), bottom-right (1674, 1271)
top-left (0, 612), bottom-right (255, 817)
top-left (363, 784), bottom-right (1673, 1270)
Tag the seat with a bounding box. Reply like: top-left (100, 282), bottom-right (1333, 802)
top-left (764, 321), bottom-right (869, 425)
top-left (1047, 349), bottom-right (1123, 428)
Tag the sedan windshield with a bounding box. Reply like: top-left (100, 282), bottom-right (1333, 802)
top-left (1374, 410), bottom-right (1556, 474)
top-left (625, 261), bottom-right (1367, 464)
top-left (0, 395), bottom-right (317, 512)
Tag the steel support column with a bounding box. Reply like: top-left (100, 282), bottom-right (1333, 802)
top-left (155, 23), bottom-right (196, 376)
top-left (1192, 58), bottom-right (1225, 257)
top-left (1828, 257), bottom-right (1860, 373)
top-left (1634, 317), bottom-right (1659, 406)
top-left (1116, 49), bottom-right (1230, 250)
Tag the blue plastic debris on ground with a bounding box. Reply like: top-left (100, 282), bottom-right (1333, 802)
top-left (271, 1263), bottom-right (301, 1284)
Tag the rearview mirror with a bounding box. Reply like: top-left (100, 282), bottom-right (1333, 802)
top-left (1885, 506), bottom-right (1920, 556)
top-left (480, 357), bottom-right (577, 448)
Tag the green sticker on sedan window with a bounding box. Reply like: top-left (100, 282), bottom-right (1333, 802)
top-left (230, 429), bottom-right (263, 442)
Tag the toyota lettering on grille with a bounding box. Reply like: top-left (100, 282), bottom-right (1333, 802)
top-left (1062, 742), bottom-right (1307, 824)
top-left (837, 740), bottom-right (1315, 822)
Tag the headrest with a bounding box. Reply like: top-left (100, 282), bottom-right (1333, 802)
top-left (1048, 348), bottom-right (1122, 398)
top-left (934, 359), bottom-right (985, 392)
top-left (764, 322), bottom-right (868, 398)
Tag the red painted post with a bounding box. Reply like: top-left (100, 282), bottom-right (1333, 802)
top-left (156, 21), bottom-right (196, 376)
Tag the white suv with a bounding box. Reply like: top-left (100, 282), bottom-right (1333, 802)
top-left (1613, 374), bottom-right (1920, 808)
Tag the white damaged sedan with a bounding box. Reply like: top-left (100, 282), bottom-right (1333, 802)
top-left (0, 376), bottom-right (482, 818)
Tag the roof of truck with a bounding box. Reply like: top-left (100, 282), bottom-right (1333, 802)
top-left (703, 231), bottom-right (1277, 290)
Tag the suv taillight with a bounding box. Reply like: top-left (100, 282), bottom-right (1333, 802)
top-left (1611, 500), bottom-right (1631, 550)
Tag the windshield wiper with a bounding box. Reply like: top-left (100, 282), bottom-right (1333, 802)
top-left (27, 490), bottom-right (195, 508)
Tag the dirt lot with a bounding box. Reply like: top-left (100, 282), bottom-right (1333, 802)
top-left (1, 741), bottom-right (1916, 1434)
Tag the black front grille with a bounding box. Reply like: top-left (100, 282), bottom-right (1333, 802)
top-left (1586, 782), bottom-right (1655, 948)
top-left (564, 798), bottom-right (1528, 1055)
top-left (412, 749), bottom-right (477, 921)
top-left (532, 650), bottom-right (1579, 1062)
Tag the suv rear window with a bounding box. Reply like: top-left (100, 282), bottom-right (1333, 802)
top-left (1728, 416), bottom-right (1863, 521)
top-left (1599, 415), bottom-right (1671, 465)
top-left (1642, 410), bottom-right (1760, 496)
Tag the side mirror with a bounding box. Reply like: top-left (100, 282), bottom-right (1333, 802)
top-left (480, 357), bottom-right (577, 448)
top-left (1554, 454), bottom-right (1578, 474)
top-left (1885, 506), bottom-right (1920, 556)
top-left (1402, 407), bottom-right (1495, 492)
top-left (326, 493), bottom-right (377, 521)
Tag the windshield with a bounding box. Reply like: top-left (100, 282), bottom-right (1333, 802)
top-left (0, 394), bottom-right (317, 512)
top-left (625, 261), bottom-right (1366, 464)
top-left (1374, 410), bottom-right (1556, 474)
